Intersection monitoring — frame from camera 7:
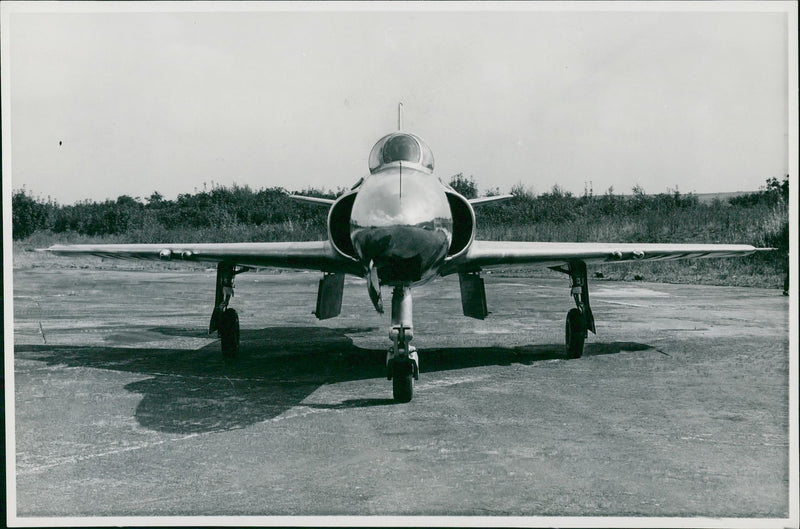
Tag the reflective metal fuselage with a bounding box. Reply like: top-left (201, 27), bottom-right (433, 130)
top-left (349, 165), bottom-right (453, 286)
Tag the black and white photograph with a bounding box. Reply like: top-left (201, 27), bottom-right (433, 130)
top-left (2, 1), bottom-right (797, 527)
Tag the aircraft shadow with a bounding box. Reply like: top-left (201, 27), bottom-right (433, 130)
top-left (15, 326), bottom-right (653, 435)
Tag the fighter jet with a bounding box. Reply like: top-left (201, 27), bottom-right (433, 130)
top-left (44, 108), bottom-right (767, 402)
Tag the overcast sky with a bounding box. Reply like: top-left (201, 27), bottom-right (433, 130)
top-left (3, 3), bottom-right (793, 204)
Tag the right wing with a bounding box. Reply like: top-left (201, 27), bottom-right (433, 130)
top-left (43, 241), bottom-right (363, 275)
top-left (441, 240), bottom-right (765, 275)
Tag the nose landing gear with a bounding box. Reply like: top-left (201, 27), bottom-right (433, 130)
top-left (387, 327), bottom-right (418, 403)
top-left (386, 286), bottom-right (419, 403)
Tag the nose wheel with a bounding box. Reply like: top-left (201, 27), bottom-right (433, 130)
top-left (387, 327), bottom-right (419, 403)
top-left (389, 346), bottom-right (418, 403)
top-left (392, 375), bottom-right (413, 403)
top-left (386, 286), bottom-right (419, 402)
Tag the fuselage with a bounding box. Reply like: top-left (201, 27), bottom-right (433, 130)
top-left (338, 132), bottom-right (460, 286)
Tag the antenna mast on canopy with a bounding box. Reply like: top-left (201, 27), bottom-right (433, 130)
top-left (398, 102), bottom-right (403, 131)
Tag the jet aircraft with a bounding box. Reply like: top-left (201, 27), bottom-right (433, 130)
top-left (45, 109), bottom-right (766, 402)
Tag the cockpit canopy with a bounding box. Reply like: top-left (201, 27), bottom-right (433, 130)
top-left (368, 133), bottom-right (434, 174)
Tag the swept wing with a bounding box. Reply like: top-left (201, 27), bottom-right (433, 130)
top-left (44, 241), bottom-right (363, 275)
top-left (442, 241), bottom-right (763, 274)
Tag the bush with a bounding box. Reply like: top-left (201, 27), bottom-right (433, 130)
top-left (12, 189), bottom-right (55, 239)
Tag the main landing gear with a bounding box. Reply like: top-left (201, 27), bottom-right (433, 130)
top-left (386, 286), bottom-right (419, 403)
top-left (551, 260), bottom-right (596, 359)
top-left (209, 262), bottom-right (247, 358)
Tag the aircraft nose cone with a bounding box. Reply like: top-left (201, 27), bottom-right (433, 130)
top-left (352, 225), bottom-right (450, 284)
top-left (348, 166), bottom-right (453, 284)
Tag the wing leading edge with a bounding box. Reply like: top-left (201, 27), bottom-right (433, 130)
top-left (44, 241), bottom-right (363, 276)
top-left (442, 240), bottom-right (765, 275)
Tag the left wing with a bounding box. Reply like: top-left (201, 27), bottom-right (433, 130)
top-left (43, 241), bottom-right (363, 275)
top-left (441, 240), bottom-right (765, 275)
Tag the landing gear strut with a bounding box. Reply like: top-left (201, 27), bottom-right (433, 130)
top-left (209, 262), bottom-right (247, 358)
top-left (551, 260), bottom-right (596, 358)
top-left (386, 286), bottom-right (419, 403)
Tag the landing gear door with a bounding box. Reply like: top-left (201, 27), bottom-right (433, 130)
top-left (315, 273), bottom-right (345, 320)
top-left (459, 272), bottom-right (488, 320)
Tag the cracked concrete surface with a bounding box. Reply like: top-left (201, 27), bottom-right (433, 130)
top-left (11, 268), bottom-right (791, 519)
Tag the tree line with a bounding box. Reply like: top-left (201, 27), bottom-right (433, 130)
top-left (11, 184), bottom-right (335, 241)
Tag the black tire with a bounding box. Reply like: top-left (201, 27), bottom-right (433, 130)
top-left (565, 308), bottom-right (586, 359)
top-left (219, 308), bottom-right (240, 358)
top-left (392, 360), bottom-right (414, 403)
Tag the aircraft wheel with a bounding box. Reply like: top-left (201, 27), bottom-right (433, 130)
top-left (392, 360), bottom-right (414, 403)
top-left (219, 308), bottom-right (240, 358)
top-left (565, 308), bottom-right (585, 359)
